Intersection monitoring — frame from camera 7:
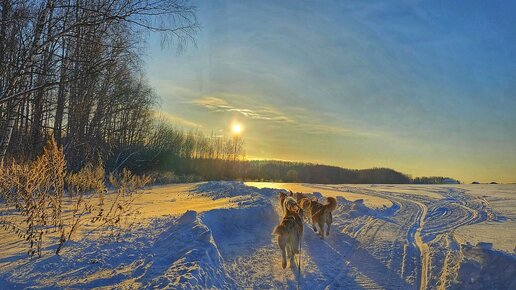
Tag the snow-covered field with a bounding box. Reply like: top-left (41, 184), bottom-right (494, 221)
top-left (1, 182), bottom-right (515, 289)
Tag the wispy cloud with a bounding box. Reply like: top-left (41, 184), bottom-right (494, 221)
top-left (299, 123), bottom-right (350, 135)
top-left (192, 96), bottom-right (293, 123)
top-left (153, 110), bottom-right (202, 128)
top-left (191, 96), bottom-right (371, 137)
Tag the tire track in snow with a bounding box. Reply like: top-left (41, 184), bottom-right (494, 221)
top-left (329, 186), bottom-right (441, 290)
top-left (202, 183), bottom-right (505, 289)
top-left (410, 199), bottom-right (430, 290)
top-left (334, 186), bottom-right (430, 290)
top-left (375, 187), bottom-right (494, 290)
top-left (368, 191), bottom-right (430, 290)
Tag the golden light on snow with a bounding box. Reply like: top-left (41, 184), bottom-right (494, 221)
top-left (231, 122), bottom-right (243, 135)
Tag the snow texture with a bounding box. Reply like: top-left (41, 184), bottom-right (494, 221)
top-left (1, 182), bottom-right (515, 289)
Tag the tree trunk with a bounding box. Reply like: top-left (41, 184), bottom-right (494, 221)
top-left (0, 101), bottom-right (19, 165)
top-left (54, 39), bottom-right (68, 145)
top-left (0, 0), bottom-right (11, 100)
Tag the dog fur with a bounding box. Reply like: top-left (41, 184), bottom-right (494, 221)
top-left (291, 191), bottom-right (318, 219)
top-left (304, 196), bottom-right (337, 238)
top-left (292, 191), bottom-right (307, 204)
top-left (279, 192), bottom-right (288, 214)
top-left (274, 192), bottom-right (304, 269)
top-left (299, 197), bottom-right (313, 213)
top-left (283, 196), bottom-right (300, 215)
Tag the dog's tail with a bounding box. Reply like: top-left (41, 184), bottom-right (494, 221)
top-left (273, 224), bottom-right (288, 236)
top-left (323, 197), bottom-right (337, 213)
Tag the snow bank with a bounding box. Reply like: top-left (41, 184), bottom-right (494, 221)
top-left (335, 196), bottom-right (399, 219)
top-left (0, 211), bottom-right (235, 289)
top-left (451, 243), bottom-right (516, 290)
top-left (195, 181), bottom-right (254, 199)
top-left (201, 198), bottom-right (277, 261)
top-left (196, 181), bottom-right (279, 260)
top-left (144, 210), bottom-right (234, 289)
top-left (195, 181), bottom-right (281, 200)
top-left (194, 181), bottom-right (280, 210)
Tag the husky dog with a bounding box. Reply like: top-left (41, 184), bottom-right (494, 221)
top-left (280, 191), bottom-right (303, 216)
top-left (304, 197), bottom-right (337, 238)
top-left (283, 196), bottom-right (300, 216)
top-left (274, 192), bottom-right (304, 269)
top-left (291, 190), bottom-right (309, 203)
top-left (298, 197), bottom-right (313, 213)
top-left (291, 191), bottom-right (317, 220)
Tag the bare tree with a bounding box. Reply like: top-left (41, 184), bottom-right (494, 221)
top-left (0, 0), bottom-right (199, 166)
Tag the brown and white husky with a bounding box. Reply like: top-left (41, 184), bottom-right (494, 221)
top-left (274, 192), bottom-right (304, 269)
top-left (303, 196), bottom-right (337, 238)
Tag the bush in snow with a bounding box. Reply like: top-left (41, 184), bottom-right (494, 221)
top-left (0, 138), bottom-right (152, 257)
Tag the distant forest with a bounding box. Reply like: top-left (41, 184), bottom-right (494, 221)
top-left (117, 126), bottom-right (459, 184)
top-left (140, 158), bottom-right (461, 185)
top-left (0, 1), bottom-right (458, 185)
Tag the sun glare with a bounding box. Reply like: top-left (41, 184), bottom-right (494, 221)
top-left (231, 122), bottom-right (243, 135)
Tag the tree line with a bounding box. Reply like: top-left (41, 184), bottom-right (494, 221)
top-left (0, 0), bottom-right (198, 170)
top-left (232, 161), bottom-right (413, 184)
top-left (123, 123), bottom-right (246, 178)
top-left (411, 176), bottom-right (460, 184)
top-left (135, 154), bottom-right (459, 184)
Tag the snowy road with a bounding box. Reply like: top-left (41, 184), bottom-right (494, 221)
top-left (192, 182), bottom-right (516, 289)
top-left (202, 182), bottom-right (516, 289)
top-left (0, 182), bottom-right (515, 289)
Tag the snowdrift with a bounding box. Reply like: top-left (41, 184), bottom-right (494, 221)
top-left (1, 182), bottom-right (515, 289)
top-left (0, 210), bottom-right (235, 289)
top-left (142, 210), bottom-right (234, 289)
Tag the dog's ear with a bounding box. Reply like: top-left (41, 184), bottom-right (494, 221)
top-left (289, 190), bottom-right (293, 196)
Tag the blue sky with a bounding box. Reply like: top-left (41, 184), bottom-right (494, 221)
top-left (144, 0), bottom-right (516, 183)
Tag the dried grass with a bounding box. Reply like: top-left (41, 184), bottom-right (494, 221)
top-left (0, 138), bottom-right (152, 257)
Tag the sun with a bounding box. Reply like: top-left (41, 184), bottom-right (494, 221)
top-left (231, 122), bottom-right (243, 135)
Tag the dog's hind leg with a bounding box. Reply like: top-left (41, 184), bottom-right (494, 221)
top-left (290, 254), bottom-right (296, 268)
top-left (278, 235), bottom-right (287, 269)
top-left (318, 219), bottom-right (325, 238)
top-left (287, 244), bottom-right (296, 268)
top-left (311, 217), bottom-right (318, 232)
top-left (326, 213), bottom-right (332, 236)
